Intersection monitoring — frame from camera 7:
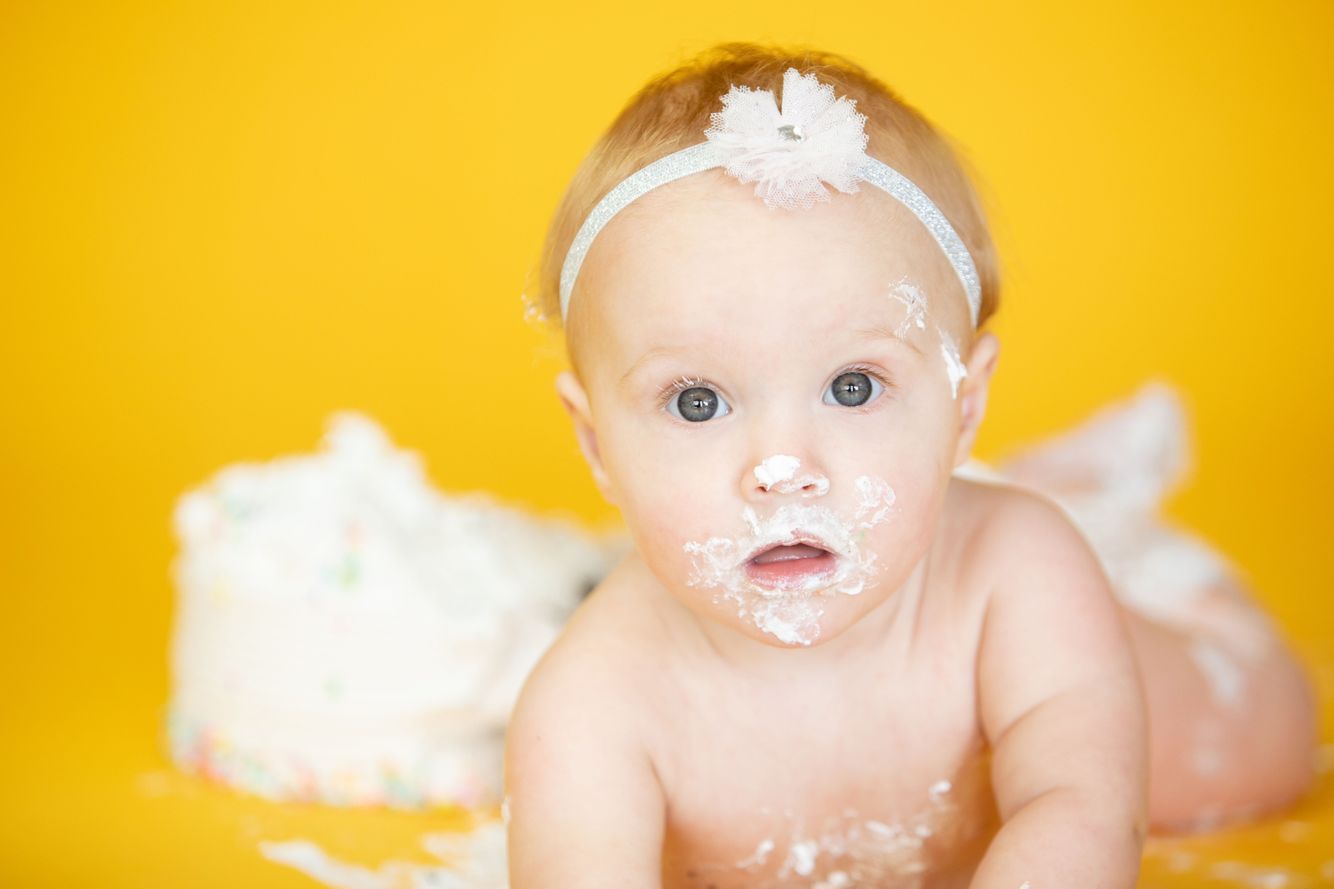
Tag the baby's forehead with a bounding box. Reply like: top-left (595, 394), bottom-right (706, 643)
top-left (574, 171), bottom-right (969, 352)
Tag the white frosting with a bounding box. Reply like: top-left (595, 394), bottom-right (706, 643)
top-left (753, 454), bottom-right (831, 497)
top-left (166, 411), bottom-right (618, 808)
top-left (260, 819), bottom-right (508, 888)
top-left (937, 327), bottom-right (968, 399)
top-left (682, 474), bottom-right (898, 645)
top-left (735, 837), bottom-right (776, 869)
top-left (888, 278), bottom-right (928, 338)
top-left (724, 797), bottom-right (958, 886)
top-left (754, 454), bottom-right (801, 488)
top-left (1187, 638), bottom-right (1247, 707)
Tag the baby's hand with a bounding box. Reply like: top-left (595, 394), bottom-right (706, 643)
top-left (971, 489), bottom-right (1149, 889)
top-left (504, 633), bottom-right (665, 888)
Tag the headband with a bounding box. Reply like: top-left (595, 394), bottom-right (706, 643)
top-left (558, 67), bottom-right (981, 327)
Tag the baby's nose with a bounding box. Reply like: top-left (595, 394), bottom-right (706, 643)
top-left (749, 453), bottom-right (830, 498)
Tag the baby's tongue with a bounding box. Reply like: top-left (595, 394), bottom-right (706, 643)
top-left (752, 543), bottom-right (827, 564)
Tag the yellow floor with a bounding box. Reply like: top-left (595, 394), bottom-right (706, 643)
top-left (0, 642), bottom-right (1329, 888)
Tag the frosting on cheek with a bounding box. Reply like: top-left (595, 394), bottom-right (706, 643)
top-left (680, 475), bottom-right (898, 646)
top-left (853, 476), bottom-right (896, 526)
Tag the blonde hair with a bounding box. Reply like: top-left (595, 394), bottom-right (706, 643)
top-left (532, 42), bottom-right (1001, 343)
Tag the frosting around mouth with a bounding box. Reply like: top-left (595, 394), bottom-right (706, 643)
top-left (682, 475), bottom-right (898, 645)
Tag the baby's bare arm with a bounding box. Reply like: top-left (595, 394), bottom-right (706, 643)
top-left (504, 637), bottom-right (665, 888)
top-left (972, 490), bottom-right (1149, 889)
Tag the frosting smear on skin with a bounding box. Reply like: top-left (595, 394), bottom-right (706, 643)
top-left (888, 277), bottom-right (928, 338)
top-left (754, 454), bottom-right (831, 497)
top-left (884, 276), bottom-right (968, 401)
top-left (938, 330), bottom-right (968, 399)
top-left (683, 474), bottom-right (898, 645)
top-left (709, 777), bottom-right (968, 888)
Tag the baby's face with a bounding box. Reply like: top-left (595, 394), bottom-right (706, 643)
top-left (561, 171), bottom-right (995, 647)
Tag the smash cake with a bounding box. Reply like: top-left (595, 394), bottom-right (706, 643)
top-left (165, 411), bottom-right (621, 809)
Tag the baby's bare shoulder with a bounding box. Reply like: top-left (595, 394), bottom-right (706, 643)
top-left (507, 557), bottom-right (678, 768)
top-left (946, 478), bottom-right (1135, 678)
top-left (511, 562), bottom-right (665, 726)
top-left (503, 564), bottom-right (668, 885)
top-left (947, 474), bottom-right (1092, 577)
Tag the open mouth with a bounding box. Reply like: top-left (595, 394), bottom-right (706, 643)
top-left (744, 540), bottom-right (839, 589)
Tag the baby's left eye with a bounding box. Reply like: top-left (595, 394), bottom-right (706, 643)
top-left (824, 371), bottom-right (884, 408)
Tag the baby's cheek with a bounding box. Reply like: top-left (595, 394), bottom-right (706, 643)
top-left (643, 483), bottom-right (710, 538)
top-left (624, 488), bottom-right (724, 578)
top-left (866, 474), bottom-right (945, 565)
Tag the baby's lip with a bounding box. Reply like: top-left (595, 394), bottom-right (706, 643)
top-left (743, 536), bottom-right (842, 593)
top-left (742, 532), bottom-right (838, 565)
top-left (752, 543), bottom-right (829, 564)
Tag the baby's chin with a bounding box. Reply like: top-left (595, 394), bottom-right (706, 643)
top-left (701, 581), bottom-right (890, 649)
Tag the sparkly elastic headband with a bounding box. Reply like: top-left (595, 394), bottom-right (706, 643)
top-left (559, 67), bottom-right (981, 327)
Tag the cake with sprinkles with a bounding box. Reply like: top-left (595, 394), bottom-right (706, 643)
top-left (165, 411), bottom-right (618, 809)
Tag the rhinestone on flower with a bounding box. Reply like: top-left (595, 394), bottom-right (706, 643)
top-left (703, 67), bottom-right (870, 210)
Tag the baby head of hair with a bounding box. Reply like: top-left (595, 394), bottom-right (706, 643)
top-left (531, 41), bottom-right (1001, 372)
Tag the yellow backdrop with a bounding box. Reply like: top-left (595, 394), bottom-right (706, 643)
top-left (2, 2), bottom-right (1331, 886)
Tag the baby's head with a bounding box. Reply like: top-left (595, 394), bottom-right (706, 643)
top-left (536, 43), bottom-right (1003, 648)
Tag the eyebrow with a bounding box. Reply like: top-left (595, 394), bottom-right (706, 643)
top-left (619, 346), bottom-right (685, 389)
top-left (852, 322), bottom-right (925, 356)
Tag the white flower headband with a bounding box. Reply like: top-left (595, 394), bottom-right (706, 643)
top-left (558, 67), bottom-right (982, 326)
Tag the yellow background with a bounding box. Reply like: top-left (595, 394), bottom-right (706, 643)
top-left (2, 1), bottom-right (1332, 886)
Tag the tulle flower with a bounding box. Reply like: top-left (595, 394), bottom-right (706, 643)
top-left (703, 67), bottom-right (871, 210)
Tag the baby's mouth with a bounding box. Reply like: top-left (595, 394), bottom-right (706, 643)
top-left (751, 542), bottom-right (830, 564)
top-left (744, 539), bottom-right (840, 591)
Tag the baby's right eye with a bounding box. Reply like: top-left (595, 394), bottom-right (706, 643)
top-left (666, 385), bottom-right (731, 423)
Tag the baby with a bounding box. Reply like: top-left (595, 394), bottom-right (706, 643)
top-left (503, 44), bottom-right (1318, 888)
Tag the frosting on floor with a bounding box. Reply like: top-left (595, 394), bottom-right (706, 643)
top-left (260, 820), bottom-right (508, 889)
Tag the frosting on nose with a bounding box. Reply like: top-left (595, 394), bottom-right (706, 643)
top-left (752, 454), bottom-right (830, 497)
top-left (754, 454), bottom-right (800, 488)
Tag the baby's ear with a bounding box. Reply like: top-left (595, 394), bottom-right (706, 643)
top-left (953, 331), bottom-right (1000, 468)
top-left (554, 370), bottom-right (618, 507)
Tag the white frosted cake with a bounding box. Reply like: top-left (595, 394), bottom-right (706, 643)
top-left (165, 411), bottom-right (619, 809)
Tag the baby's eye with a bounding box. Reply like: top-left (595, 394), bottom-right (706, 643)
top-left (668, 385), bottom-right (731, 422)
top-left (824, 371), bottom-right (884, 408)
